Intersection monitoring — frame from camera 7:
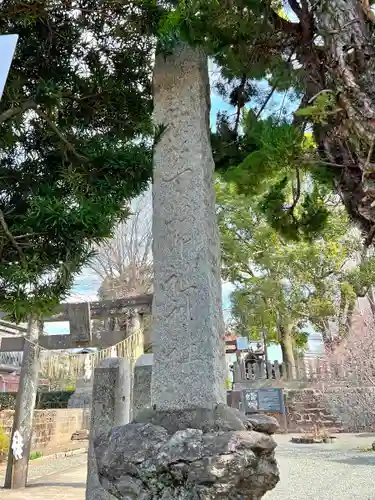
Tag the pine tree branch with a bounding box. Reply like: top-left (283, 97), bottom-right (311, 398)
top-left (255, 85), bottom-right (277, 119)
top-left (289, 167), bottom-right (301, 214)
top-left (35, 109), bottom-right (89, 162)
top-left (0, 100), bottom-right (36, 125)
top-left (0, 209), bottom-right (26, 264)
top-left (234, 76), bottom-right (246, 136)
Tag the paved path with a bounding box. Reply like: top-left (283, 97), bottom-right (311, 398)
top-left (1, 434), bottom-right (375, 499)
top-left (266, 434), bottom-right (375, 500)
top-left (0, 453), bottom-right (87, 500)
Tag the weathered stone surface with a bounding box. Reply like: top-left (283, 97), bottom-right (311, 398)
top-left (86, 358), bottom-right (131, 500)
top-left (151, 41), bottom-right (227, 411)
top-left (133, 354), bottom-right (152, 419)
top-left (133, 404), bottom-right (249, 434)
top-left (68, 376), bottom-right (93, 410)
top-left (245, 414), bottom-right (279, 435)
top-left (95, 421), bottom-right (279, 500)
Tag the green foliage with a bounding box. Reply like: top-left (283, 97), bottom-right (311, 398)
top-left (157, 4), bottom-right (184, 55)
top-left (0, 392), bottom-right (17, 411)
top-left (145, 0), bottom-right (375, 241)
top-left (0, 391), bottom-right (74, 410)
top-left (29, 451), bottom-right (42, 460)
top-left (165, 0), bottom-right (370, 238)
top-left (345, 255), bottom-right (375, 298)
top-left (36, 390), bottom-right (75, 409)
top-left (0, 426), bottom-right (9, 462)
top-left (64, 384), bottom-right (76, 392)
top-left (0, 0), bottom-right (155, 320)
top-left (295, 91), bottom-right (341, 124)
top-left (212, 110), bottom-right (331, 240)
top-left (217, 179), bottom-right (367, 346)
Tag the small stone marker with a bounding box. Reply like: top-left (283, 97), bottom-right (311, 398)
top-left (132, 353), bottom-right (152, 419)
top-left (86, 358), bottom-right (131, 500)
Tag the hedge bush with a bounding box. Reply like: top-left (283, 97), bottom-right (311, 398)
top-left (0, 425), bottom-right (9, 462)
top-left (0, 390), bottom-right (75, 411)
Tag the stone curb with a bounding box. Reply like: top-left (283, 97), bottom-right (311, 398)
top-left (32, 446), bottom-right (88, 462)
top-left (0, 446), bottom-right (88, 474)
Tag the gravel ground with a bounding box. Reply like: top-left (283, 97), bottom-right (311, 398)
top-left (1, 434), bottom-right (375, 499)
top-left (266, 434), bottom-right (375, 500)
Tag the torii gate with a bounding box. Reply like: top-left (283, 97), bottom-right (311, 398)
top-left (0, 294), bottom-right (152, 353)
top-left (0, 294), bottom-right (152, 489)
top-left (0, 321), bottom-right (25, 368)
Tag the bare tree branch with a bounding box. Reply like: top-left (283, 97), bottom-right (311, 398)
top-left (88, 187), bottom-right (153, 300)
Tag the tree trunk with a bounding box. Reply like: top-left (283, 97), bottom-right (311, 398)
top-left (313, 1), bottom-right (375, 238)
top-left (279, 324), bottom-right (296, 380)
top-left (368, 286), bottom-right (375, 319)
top-left (289, 1), bottom-right (375, 239)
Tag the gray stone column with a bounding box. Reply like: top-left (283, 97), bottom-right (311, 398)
top-left (68, 376), bottom-right (93, 411)
top-left (151, 42), bottom-right (226, 411)
top-left (132, 354), bottom-right (153, 419)
top-left (86, 358), bottom-right (131, 500)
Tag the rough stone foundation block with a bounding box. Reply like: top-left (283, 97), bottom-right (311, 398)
top-left (95, 406), bottom-right (280, 500)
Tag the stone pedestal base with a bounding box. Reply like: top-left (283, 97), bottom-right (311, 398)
top-left (94, 406), bottom-right (279, 500)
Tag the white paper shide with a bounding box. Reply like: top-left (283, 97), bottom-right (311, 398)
top-left (11, 430), bottom-right (24, 461)
top-left (84, 354), bottom-right (92, 381)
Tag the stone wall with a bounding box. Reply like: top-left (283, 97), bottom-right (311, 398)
top-left (228, 388), bottom-right (344, 433)
top-left (284, 389), bottom-right (343, 432)
top-left (0, 408), bottom-right (89, 452)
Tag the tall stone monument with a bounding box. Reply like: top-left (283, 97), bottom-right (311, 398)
top-left (94, 43), bottom-right (279, 499)
top-left (150, 43), bottom-right (227, 411)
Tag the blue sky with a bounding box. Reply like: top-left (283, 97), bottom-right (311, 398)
top-left (0, 35), bottom-right (18, 101)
